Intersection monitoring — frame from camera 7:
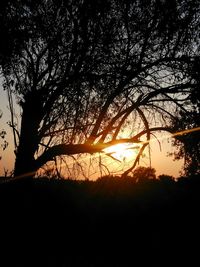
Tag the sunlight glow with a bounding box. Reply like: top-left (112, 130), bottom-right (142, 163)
top-left (35, 126), bottom-right (200, 180)
top-left (103, 143), bottom-right (140, 162)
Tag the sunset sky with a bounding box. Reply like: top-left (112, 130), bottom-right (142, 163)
top-left (0, 82), bottom-right (183, 178)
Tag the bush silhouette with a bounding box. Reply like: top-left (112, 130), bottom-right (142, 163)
top-left (132, 166), bottom-right (156, 182)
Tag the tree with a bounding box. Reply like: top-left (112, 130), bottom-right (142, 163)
top-left (1, 0), bottom-right (200, 179)
top-left (158, 174), bottom-right (175, 182)
top-left (132, 166), bottom-right (156, 182)
top-left (171, 107), bottom-right (200, 176)
top-left (0, 111), bottom-right (8, 161)
top-left (170, 53), bottom-right (200, 176)
top-left (0, 0), bottom-right (35, 66)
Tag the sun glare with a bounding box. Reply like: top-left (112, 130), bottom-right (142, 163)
top-left (103, 143), bottom-right (139, 162)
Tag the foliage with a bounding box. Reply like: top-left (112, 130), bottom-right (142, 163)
top-left (170, 56), bottom-right (200, 176)
top-left (0, 111), bottom-right (8, 160)
top-left (171, 109), bottom-right (200, 176)
top-left (132, 166), bottom-right (156, 181)
top-left (1, 0), bottom-right (200, 178)
top-left (0, 0), bottom-right (33, 66)
top-left (158, 174), bottom-right (175, 182)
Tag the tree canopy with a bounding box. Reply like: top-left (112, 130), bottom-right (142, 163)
top-left (132, 166), bottom-right (156, 182)
top-left (1, 0), bottom-right (200, 178)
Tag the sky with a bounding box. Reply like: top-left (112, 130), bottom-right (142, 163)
top-left (0, 80), bottom-right (184, 178)
top-left (0, 82), bottom-right (16, 176)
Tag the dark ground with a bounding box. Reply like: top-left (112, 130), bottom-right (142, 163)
top-left (0, 175), bottom-right (200, 267)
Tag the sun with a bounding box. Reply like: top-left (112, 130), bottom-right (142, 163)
top-left (103, 143), bottom-right (139, 162)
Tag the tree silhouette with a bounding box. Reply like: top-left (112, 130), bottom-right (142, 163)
top-left (0, 0), bottom-right (35, 66)
top-left (158, 174), bottom-right (175, 183)
top-left (1, 0), bottom-right (200, 178)
top-left (0, 111), bottom-right (8, 161)
top-left (132, 166), bottom-right (156, 182)
top-left (170, 55), bottom-right (200, 176)
top-left (171, 109), bottom-right (200, 176)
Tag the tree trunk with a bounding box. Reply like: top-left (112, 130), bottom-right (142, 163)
top-left (14, 93), bottom-right (41, 179)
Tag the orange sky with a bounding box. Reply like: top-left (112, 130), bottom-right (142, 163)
top-left (0, 84), bottom-right (184, 178)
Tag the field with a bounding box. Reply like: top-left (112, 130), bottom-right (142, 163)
top-left (0, 175), bottom-right (200, 266)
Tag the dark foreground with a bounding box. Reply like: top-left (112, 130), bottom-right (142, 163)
top-left (0, 175), bottom-right (200, 267)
